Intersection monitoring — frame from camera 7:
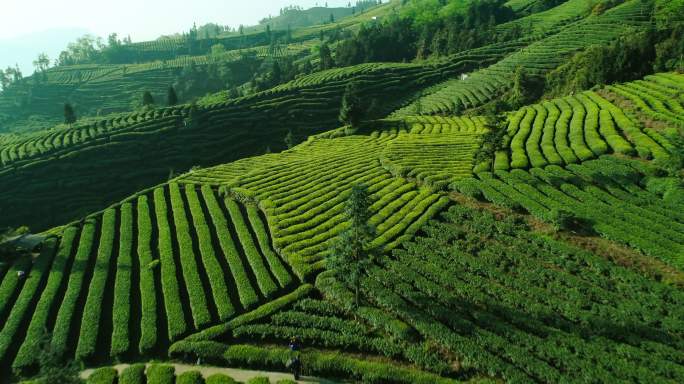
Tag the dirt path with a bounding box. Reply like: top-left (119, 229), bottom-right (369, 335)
top-left (81, 362), bottom-right (340, 383)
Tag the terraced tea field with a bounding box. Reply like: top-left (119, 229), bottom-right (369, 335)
top-left (394, 0), bottom-right (652, 116)
top-left (1, 0), bottom-right (683, 382)
top-left (0, 40), bottom-right (318, 133)
top-left (0, 56), bottom-right (483, 231)
top-left (180, 117), bottom-right (485, 277)
top-left (0, 120), bottom-right (484, 379)
top-left (476, 73), bottom-right (684, 172)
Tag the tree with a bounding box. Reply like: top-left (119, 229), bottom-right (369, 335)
top-left (319, 43), bottom-right (334, 70)
top-left (64, 103), bottom-right (76, 125)
top-left (271, 61), bottom-right (282, 84)
top-left (284, 130), bottom-right (295, 149)
top-left (142, 91), bottom-right (155, 107)
top-left (508, 66), bottom-right (542, 108)
top-left (0, 71), bottom-right (9, 91)
top-left (167, 86), bottom-right (178, 106)
top-left (330, 13), bottom-right (335, 23)
top-left (211, 43), bottom-right (226, 58)
top-left (339, 82), bottom-right (365, 128)
top-left (33, 53), bottom-right (50, 74)
top-left (327, 184), bottom-right (376, 308)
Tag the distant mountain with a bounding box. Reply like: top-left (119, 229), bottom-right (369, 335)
top-left (0, 28), bottom-right (90, 76)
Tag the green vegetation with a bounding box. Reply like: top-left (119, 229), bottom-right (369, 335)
top-left (1, 0), bottom-right (684, 383)
top-left (2, 185), bottom-right (298, 376)
top-left (395, 0), bottom-right (653, 115)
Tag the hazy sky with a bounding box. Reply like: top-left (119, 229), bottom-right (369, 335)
top-left (1, 0), bottom-right (352, 41)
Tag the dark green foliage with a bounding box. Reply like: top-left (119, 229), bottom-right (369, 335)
top-left (87, 367), bottom-right (117, 384)
top-left (205, 374), bottom-right (238, 384)
top-left (174, 60), bottom-right (239, 101)
top-left (64, 103), bottom-right (77, 125)
top-left (176, 371), bottom-right (205, 384)
top-left (410, 0), bottom-right (517, 59)
top-left (473, 114), bottom-right (508, 167)
top-left (654, 24), bottom-right (684, 72)
top-left (34, 331), bottom-right (82, 384)
top-left (356, 204), bottom-right (684, 382)
top-left (327, 184), bottom-right (375, 308)
top-left (146, 364), bottom-right (175, 384)
top-left (142, 91), bottom-right (155, 107)
top-left (336, 18), bottom-right (416, 66)
top-left (509, 66), bottom-right (543, 108)
top-left (338, 82), bottom-right (365, 128)
top-left (167, 86), bottom-right (179, 106)
top-left (545, 30), bottom-right (660, 97)
top-left (246, 377), bottom-right (270, 384)
top-left (218, 344), bottom-right (454, 384)
top-left (319, 43), bottom-right (334, 70)
top-left (545, 207), bottom-right (577, 231)
top-left (119, 364), bottom-right (146, 384)
top-left (284, 130), bottom-right (295, 149)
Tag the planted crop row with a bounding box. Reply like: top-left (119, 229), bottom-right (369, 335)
top-left (169, 183), bottom-right (211, 329)
top-left (1, 183), bottom-right (292, 371)
top-left (185, 185), bottom-right (235, 321)
top-left (12, 228), bottom-right (78, 372)
top-left (225, 199), bottom-right (279, 299)
top-left (489, 88), bottom-right (670, 171)
top-left (50, 220), bottom-right (97, 356)
top-left (218, 127), bottom-right (460, 278)
top-left (394, 0), bottom-right (651, 116)
top-left (380, 133), bottom-right (481, 189)
top-left (76, 209), bottom-right (117, 361)
top-left (457, 158), bottom-right (684, 267)
top-left (354, 204), bottom-right (684, 382)
top-left (0, 239), bottom-right (57, 367)
top-left (154, 187), bottom-right (189, 341)
top-left (607, 73), bottom-right (684, 129)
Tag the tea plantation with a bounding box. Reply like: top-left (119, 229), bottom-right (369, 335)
top-left (1, 0), bottom-right (683, 382)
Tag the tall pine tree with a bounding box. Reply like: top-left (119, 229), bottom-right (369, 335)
top-left (327, 184), bottom-right (376, 308)
top-left (167, 86), bottom-right (178, 106)
top-left (64, 103), bottom-right (76, 125)
top-left (142, 91), bottom-right (155, 107)
top-left (339, 82), bottom-right (365, 128)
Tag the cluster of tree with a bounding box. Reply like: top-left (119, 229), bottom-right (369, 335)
top-left (173, 53), bottom-right (261, 100)
top-left (32, 53), bottom-right (51, 79)
top-left (249, 55), bottom-right (316, 93)
top-left (57, 35), bottom-right (108, 66)
top-left (545, 25), bottom-right (684, 98)
top-left (336, 16), bottom-right (417, 65)
top-left (0, 65), bottom-right (23, 91)
top-left (413, 0), bottom-right (518, 58)
top-left (333, 0), bottom-right (518, 66)
top-left (173, 61), bottom-right (230, 100)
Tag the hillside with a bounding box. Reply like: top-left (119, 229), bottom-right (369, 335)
top-left (0, 0), bottom-right (683, 383)
top-left (0, 0), bottom-right (647, 231)
top-left (2, 70), bottom-right (684, 382)
top-left (0, 1), bottom-right (396, 134)
top-left (0, 41), bottom-right (517, 232)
